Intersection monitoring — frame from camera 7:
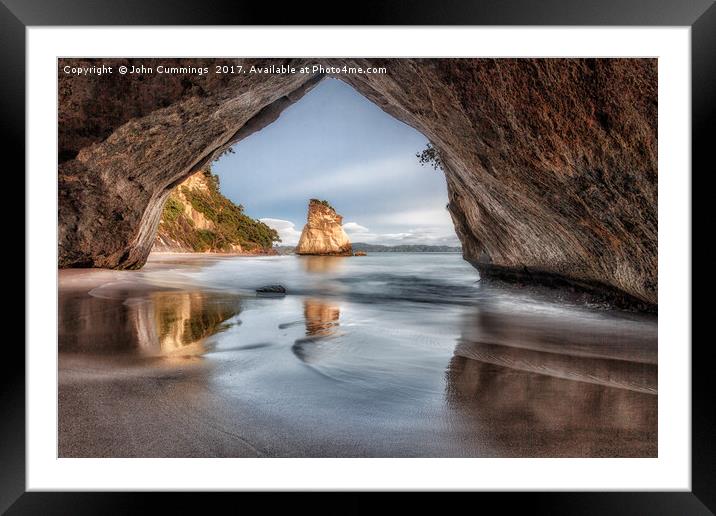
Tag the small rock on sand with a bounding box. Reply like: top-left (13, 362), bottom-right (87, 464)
top-left (256, 285), bottom-right (287, 295)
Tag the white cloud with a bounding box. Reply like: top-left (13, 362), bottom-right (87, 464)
top-left (343, 225), bottom-right (460, 247)
top-left (342, 222), bottom-right (369, 233)
top-left (260, 218), bottom-right (303, 245)
top-left (345, 207), bottom-right (461, 246)
top-left (262, 214), bottom-right (461, 248)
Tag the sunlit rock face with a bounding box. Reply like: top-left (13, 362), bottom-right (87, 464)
top-left (58, 58), bottom-right (657, 308)
top-left (295, 200), bottom-right (352, 256)
top-left (153, 171), bottom-right (222, 252)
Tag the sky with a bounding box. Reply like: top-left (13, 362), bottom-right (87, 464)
top-left (212, 78), bottom-right (459, 247)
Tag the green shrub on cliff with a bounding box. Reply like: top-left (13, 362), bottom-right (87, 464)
top-left (416, 143), bottom-right (443, 171)
top-left (195, 229), bottom-right (218, 251)
top-left (309, 198), bottom-right (334, 211)
top-left (158, 171), bottom-right (280, 252)
top-left (181, 184), bottom-right (279, 249)
top-left (162, 197), bottom-right (183, 222)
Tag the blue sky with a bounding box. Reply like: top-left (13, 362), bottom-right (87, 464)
top-left (212, 78), bottom-right (458, 246)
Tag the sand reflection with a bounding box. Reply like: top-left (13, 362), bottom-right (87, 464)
top-left (303, 298), bottom-right (341, 337)
top-left (292, 298), bottom-right (341, 364)
top-left (138, 292), bottom-right (241, 355)
top-left (59, 289), bottom-right (241, 356)
top-left (444, 305), bottom-right (658, 457)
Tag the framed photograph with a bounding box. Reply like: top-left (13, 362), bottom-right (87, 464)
top-left (8, 0), bottom-right (713, 511)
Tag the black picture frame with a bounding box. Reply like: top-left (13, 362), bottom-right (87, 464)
top-left (5, 0), bottom-right (713, 512)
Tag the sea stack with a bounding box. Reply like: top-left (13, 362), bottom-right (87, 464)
top-left (295, 199), bottom-right (352, 256)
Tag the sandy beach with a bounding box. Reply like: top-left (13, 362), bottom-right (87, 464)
top-left (58, 253), bottom-right (657, 457)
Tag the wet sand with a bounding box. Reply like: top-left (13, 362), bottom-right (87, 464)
top-left (59, 253), bottom-right (657, 457)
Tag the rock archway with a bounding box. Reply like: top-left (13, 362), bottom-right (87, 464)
top-left (58, 58), bottom-right (657, 308)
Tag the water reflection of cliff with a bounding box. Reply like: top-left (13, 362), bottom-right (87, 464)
top-left (300, 256), bottom-right (345, 274)
top-left (303, 299), bottom-right (341, 337)
top-left (445, 306), bottom-right (658, 457)
top-left (292, 299), bottom-right (341, 364)
top-left (59, 290), bottom-right (241, 356)
top-left (137, 292), bottom-right (241, 354)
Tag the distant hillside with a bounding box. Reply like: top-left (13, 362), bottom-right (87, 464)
top-left (154, 170), bottom-right (280, 253)
top-left (352, 242), bottom-right (462, 253)
top-left (275, 243), bottom-right (462, 254)
top-left (274, 245), bottom-right (299, 255)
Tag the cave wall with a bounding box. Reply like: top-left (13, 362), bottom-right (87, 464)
top-left (58, 58), bottom-right (657, 307)
top-left (59, 58), bottom-right (322, 268)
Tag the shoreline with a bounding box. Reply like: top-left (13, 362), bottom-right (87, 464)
top-left (59, 252), bottom-right (658, 314)
top-left (150, 249), bottom-right (277, 257)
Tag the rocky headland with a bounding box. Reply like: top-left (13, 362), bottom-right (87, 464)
top-left (153, 169), bottom-right (279, 254)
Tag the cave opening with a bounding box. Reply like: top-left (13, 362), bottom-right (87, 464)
top-left (156, 76), bottom-right (461, 256)
top-left (58, 58), bottom-right (657, 309)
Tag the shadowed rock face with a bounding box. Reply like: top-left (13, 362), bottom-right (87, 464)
top-left (58, 58), bottom-right (657, 308)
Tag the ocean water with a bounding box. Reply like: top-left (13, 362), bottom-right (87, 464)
top-left (58, 253), bottom-right (657, 457)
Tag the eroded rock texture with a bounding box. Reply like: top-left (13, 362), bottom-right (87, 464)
top-left (58, 58), bottom-right (657, 307)
top-left (59, 59), bottom-right (322, 268)
top-left (295, 200), bottom-right (352, 256)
